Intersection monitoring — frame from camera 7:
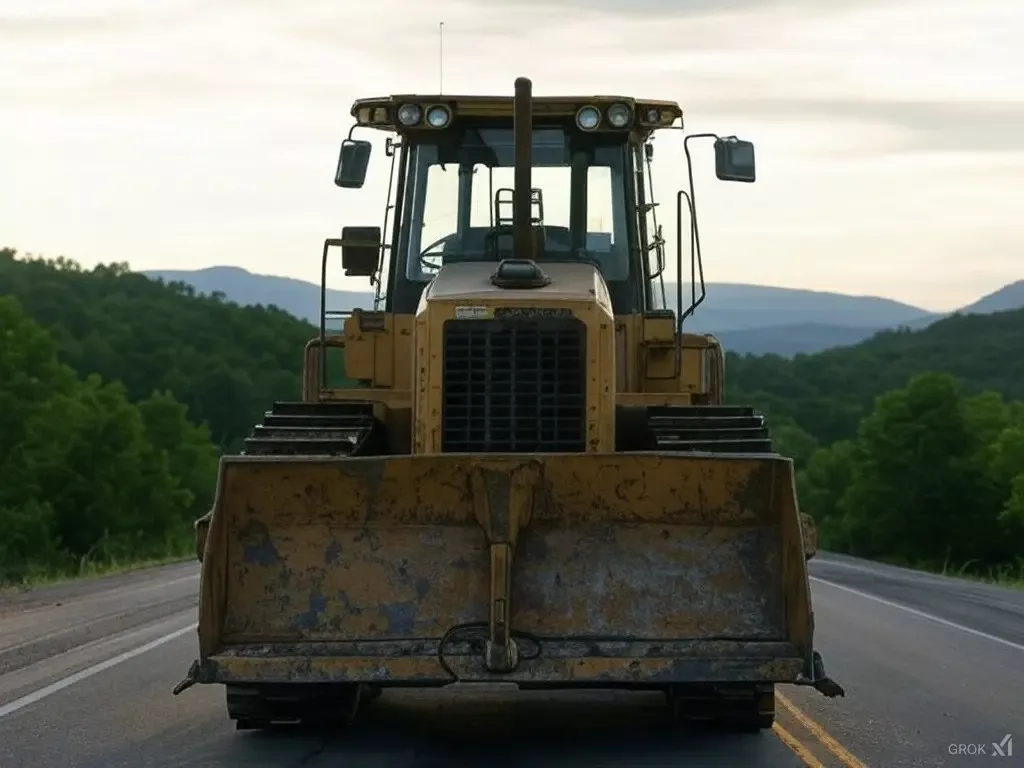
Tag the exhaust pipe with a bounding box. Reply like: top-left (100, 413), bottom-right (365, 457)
top-left (513, 76), bottom-right (534, 260)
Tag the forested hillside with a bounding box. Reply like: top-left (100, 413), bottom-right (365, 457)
top-left (795, 371), bottom-right (1023, 571)
top-left (1, 248), bottom-right (1021, 585)
top-left (723, 311), bottom-right (1024, 575)
top-left (0, 294), bottom-right (219, 581)
top-left (1, 249), bottom-right (314, 451)
top-left (726, 309), bottom-right (1024, 451)
top-left (0, 249), bottom-right (319, 582)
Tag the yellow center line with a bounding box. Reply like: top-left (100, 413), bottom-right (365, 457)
top-left (776, 690), bottom-right (869, 768)
top-left (773, 722), bottom-right (827, 768)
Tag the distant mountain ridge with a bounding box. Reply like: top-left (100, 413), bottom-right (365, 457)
top-left (958, 280), bottom-right (1024, 314)
top-left (143, 266), bottom-right (1024, 357)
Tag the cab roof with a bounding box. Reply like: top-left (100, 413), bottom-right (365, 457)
top-left (349, 94), bottom-right (683, 136)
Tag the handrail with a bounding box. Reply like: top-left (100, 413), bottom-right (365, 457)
top-left (302, 336), bottom-right (347, 401)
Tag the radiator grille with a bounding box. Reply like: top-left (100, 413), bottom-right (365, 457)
top-left (441, 318), bottom-right (587, 453)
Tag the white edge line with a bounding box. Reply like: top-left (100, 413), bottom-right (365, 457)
top-left (813, 556), bottom-right (911, 574)
top-left (815, 556), bottom-right (976, 585)
top-left (810, 576), bottom-right (1024, 652)
top-left (0, 622), bottom-right (198, 719)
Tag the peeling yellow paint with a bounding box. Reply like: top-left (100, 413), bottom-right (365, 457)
top-left (195, 451), bottom-right (815, 687)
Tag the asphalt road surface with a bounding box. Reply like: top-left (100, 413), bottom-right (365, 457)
top-left (1, 553), bottom-right (1022, 767)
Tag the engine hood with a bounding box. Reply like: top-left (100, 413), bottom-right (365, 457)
top-left (422, 261), bottom-right (612, 309)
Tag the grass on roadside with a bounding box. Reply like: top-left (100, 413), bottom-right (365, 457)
top-left (848, 552), bottom-right (1024, 590)
top-left (0, 528), bottom-right (195, 592)
top-left (11, 550), bottom-right (194, 590)
top-left (938, 558), bottom-right (1024, 590)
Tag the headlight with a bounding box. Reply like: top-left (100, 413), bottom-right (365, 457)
top-left (397, 103), bottom-right (422, 126)
top-left (576, 105), bottom-right (601, 131)
top-left (607, 103), bottom-right (632, 128)
top-left (644, 107), bottom-right (661, 124)
top-left (425, 105), bottom-right (451, 128)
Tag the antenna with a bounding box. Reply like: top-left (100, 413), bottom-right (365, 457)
top-left (438, 21), bottom-right (444, 94)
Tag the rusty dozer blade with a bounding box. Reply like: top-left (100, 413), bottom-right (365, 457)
top-left (181, 452), bottom-right (842, 697)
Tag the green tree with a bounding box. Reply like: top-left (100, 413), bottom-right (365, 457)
top-left (771, 418), bottom-right (819, 468)
top-left (0, 295), bottom-right (72, 577)
top-left (796, 439), bottom-right (855, 549)
top-left (989, 414), bottom-right (1024, 530)
top-left (136, 391), bottom-right (219, 516)
top-left (0, 293), bottom-right (220, 582)
top-left (806, 373), bottom-right (1020, 570)
top-left (726, 307), bottom-right (1024, 447)
top-left (1, 250), bottom-right (315, 452)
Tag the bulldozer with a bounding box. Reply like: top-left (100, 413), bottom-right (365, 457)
top-left (174, 76), bottom-right (842, 731)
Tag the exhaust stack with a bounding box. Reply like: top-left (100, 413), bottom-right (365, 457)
top-left (513, 76), bottom-right (534, 260)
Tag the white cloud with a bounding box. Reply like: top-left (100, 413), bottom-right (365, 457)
top-left (1, 0), bottom-right (1022, 312)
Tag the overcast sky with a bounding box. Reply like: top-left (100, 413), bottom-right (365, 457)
top-left (2, 0), bottom-right (1022, 311)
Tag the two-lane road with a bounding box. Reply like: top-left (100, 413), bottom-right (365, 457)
top-left (1, 554), bottom-right (1021, 767)
top-left (791, 556), bottom-right (1024, 766)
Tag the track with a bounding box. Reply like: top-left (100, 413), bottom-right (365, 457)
top-left (242, 400), bottom-right (385, 456)
top-left (645, 404), bottom-right (773, 452)
top-left (243, 401), bottom-right (776, 456)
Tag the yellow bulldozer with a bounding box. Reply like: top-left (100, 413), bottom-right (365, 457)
top-left (174, 76), bottom-right (843, 731)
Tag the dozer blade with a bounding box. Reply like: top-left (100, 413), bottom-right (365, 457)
top-left (187, 452), bottom-right (833, 693)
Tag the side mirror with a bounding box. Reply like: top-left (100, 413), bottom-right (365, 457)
top-left (714, 137), bottom-right (755, 183)
top-left (335, 138), bottom-right (372, 189)
top-left (340, 226), bottom-right (381, 277)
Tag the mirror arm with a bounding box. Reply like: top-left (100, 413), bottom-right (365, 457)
top-left (674, 190), bottom-right (695, 381)
top-left (680, 133), bottom-right (717, 329)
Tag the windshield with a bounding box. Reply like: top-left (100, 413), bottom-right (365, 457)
top-left (400, 127), bottom-right (630, 282)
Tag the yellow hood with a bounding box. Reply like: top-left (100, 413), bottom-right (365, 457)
top-left (422, 261), bottom-right (612, 308)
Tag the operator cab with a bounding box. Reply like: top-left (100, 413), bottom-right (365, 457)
top-left (330, 93), bottom-right (756, 321)
top-left (397, 122), bottom-right (637, 314)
